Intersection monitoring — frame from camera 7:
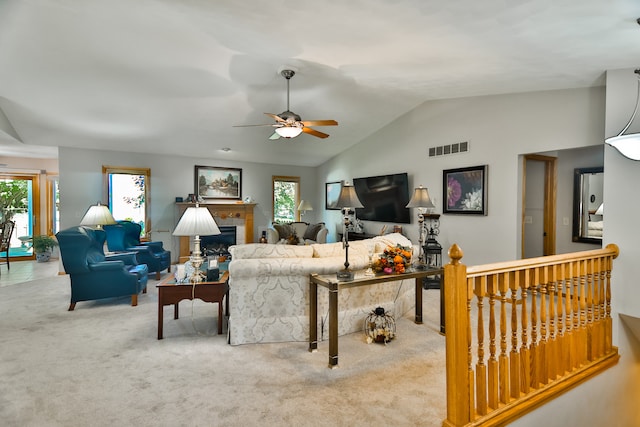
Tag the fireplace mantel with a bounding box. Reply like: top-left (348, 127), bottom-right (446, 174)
top-left (176, 202), bottom-right (256, 260)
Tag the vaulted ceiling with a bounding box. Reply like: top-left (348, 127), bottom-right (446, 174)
top-left (1, 0), bottom-right (639, 166)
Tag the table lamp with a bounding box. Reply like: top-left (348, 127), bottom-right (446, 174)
top-left (172, 203), bottom-right (220, 283)
top-left (406, 185), bottom-right (435, 270)
top-left (79, 202), bottom-right (117, 229)
top-left (335, 182), bottom-right (364, 281)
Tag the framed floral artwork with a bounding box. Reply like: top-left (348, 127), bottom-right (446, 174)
top-left (195, 165), bottom-right (242, 200)
top-left (443, 165), bottom-right (487, 215)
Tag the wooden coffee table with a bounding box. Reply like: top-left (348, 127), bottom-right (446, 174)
top-left (156, 271), bottom-right (229, 339)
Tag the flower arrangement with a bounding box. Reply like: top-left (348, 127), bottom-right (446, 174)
top-left (372, 244), bottom-right (412, 274)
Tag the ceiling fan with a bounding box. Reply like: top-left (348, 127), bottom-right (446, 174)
top-left (235, 69), bottom-right (338, 140)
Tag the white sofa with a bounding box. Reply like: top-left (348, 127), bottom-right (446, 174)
top-left (227, 233), bottom-right (417, 345)
top-left (266, 221), bottom-right (328, 244)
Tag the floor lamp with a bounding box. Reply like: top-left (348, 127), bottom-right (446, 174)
top-left (406, 185), bottom-right (435, 270)
top-left (335, 182), bottom-right (364, 281)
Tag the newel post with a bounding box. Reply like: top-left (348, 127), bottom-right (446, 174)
top-left (444, 243), bottom-right (471, 427)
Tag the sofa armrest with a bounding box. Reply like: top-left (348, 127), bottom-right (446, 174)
top-left (315, 227), bottom-right (328, 244)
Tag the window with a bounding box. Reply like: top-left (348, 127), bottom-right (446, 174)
top-left (103, 166), bottom-right (150, 238)
top-left (272, 176), bottom-right (300, 223)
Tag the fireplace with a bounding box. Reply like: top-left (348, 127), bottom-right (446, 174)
top-left (201, 226), bottom-right (236, 258)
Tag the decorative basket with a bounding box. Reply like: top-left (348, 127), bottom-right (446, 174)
top-left (365, 307), bottom-right (396, 344)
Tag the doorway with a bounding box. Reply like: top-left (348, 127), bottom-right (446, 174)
top-left (522, 155), bottom-right (557, 258)
top-left (0, 174), bottom-right (40, 261)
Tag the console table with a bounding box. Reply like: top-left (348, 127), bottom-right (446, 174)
top-left (308, 268), bottom-right (443, 368)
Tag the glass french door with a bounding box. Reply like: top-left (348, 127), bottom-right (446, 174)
top-left (0, 174), bottom-right (40, 260)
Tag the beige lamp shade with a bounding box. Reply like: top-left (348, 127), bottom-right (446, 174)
top-left (406, 185), bottom-right (435, 209)
top-left (335, 183), bottom-right (364, 209)
top-left (297, 200), bottom-right (313, 212)
top-left (173, 204), bottom-right (221, 237)
top-left (80, 203), bottom-right (117, 228)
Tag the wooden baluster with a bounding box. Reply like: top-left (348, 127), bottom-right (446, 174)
top-left (509, 271), bottom-right (521, 399)
top-left (539, 266), bottom-right (549, 386)
top-left (579, 259), bottom-right (588, 364)
top-left (555, 264), bottom-right (566, 376)
top-left (529, 268), bottom-right (539, 388)
top-left (476, 276), bottom-right (487, 416)
top-left (605, 253), bottom-right (613, 353)
top-left (520, 269), bottom-right (530, 394)
top-left (572, 260), bottom-right (581, 369)
top-left (547, 264), bottom-right (557, 382)
top-left (487, 275), bottom-right (498, 410)
top-left (498, 272), bottom-right (510, 405)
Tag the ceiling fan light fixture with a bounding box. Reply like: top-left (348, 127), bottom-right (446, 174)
top-left (275, 127), bottom-right (303, 138)
top-left (605, 68), bottom-right (640, 160)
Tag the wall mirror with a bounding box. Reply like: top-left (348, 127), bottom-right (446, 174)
top-left (572, 167), bottom-right (603, 244)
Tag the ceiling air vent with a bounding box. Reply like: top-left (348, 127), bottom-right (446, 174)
top-left (428, 141), bottom-right (469, 157)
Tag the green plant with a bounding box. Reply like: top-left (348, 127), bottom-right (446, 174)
top-left (32, 235), bottom-right (58, 253)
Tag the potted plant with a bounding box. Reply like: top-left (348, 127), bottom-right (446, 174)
top-left (32, 235), bottom-right (58, 262)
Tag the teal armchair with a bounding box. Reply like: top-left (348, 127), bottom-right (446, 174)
top-left (104, 220), bottom-right (171, 280)
top-left (56, 226), bottom-right (149, 311)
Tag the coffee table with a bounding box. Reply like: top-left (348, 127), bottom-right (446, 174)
top-left (156, 270), bottom-right (229, 339)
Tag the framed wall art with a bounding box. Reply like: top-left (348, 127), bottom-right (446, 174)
top-left (443, 165), bottom-right (487, 215)
top-left (325, 181), bottom-right (342, 210)
top-left (195, 165), bottom-right (242, 200)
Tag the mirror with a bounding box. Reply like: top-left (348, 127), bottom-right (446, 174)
top-left (572, 167), bottom-right (603, 244)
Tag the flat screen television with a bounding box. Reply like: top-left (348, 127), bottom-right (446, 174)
top-left (353, 172), bottom-right (410, 223)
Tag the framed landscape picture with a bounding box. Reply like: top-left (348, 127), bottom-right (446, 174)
top-left (443, 165), bottom-right (487, 215)
top-left (195, 165), bottom-right (242, 200)
top-left (325, 181), bottom-right (342, 210)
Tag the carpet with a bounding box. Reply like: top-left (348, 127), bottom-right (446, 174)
top-left (0, 275), bottom-right (447, 426)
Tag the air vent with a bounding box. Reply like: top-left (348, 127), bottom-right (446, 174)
top-left (428, 141), bottom-right (469, 157)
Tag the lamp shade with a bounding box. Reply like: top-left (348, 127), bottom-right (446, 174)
top-left (297, 200), bottom-right (313, 211)
top-left (335, 183), bottom-right (364, 209)
top-left (406, 185), bottom-right (435, 208)
top-left (605, 134), bottom-right (640, 161)
top-left (595, 203), bottom-right (604, 215)
top-left (605, 68), bottom-right (640, 161)
top-left (275, 127), bottom-right (303, 138)
top-left (79, 203), bottom-right (116, 228)
top-left (172, 204), bottom-right (221, 236)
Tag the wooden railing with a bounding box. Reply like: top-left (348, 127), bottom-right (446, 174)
top-left (443, 244), bottom-right (620, 427)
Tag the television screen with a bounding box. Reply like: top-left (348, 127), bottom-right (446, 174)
top-left (353, 173), bottom-right (410, 223)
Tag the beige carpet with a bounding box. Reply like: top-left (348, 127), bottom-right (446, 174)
top-left (0, 274), bottom-right (447, 426)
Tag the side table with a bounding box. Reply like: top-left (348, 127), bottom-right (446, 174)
top-left (156, 271), bottom-right (229, 339)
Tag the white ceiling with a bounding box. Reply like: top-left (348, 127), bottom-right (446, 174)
top-left (0, 0), bottom-right (639, 166)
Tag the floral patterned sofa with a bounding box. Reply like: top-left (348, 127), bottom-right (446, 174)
top-left (227, 233), bottom-right (417, 345)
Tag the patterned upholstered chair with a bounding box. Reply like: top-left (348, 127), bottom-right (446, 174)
top-left (56, 226), bottom-right (148, 311)
top-left (0, 220), bottom-right (15, 273)
top-left (104, 220), bottom-right (171, 280)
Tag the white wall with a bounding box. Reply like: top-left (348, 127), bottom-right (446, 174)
top-left (58, 147), bottom-right (318, 261)
top-left (319, 87), bottom-right (605, 266)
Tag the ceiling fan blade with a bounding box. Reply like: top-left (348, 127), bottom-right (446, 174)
top-left (301, 120), bottom-right (338, 127)
top-left (264, 113), bottom-right (286, 123)
top-left (233, 123), bottom-right (278, 128)
top-left (269, 132), bottom-right (281, 140)
top-left (302, 127), bottom-right (330, 139)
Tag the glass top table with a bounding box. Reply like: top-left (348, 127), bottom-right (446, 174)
top-left (308, 267), bottom-right (443, 368)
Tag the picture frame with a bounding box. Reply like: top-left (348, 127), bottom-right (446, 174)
top-left (325, 181), bottom-right (342, 210)
top-left (443, 165), bottom-right (488, 215)
top-left (195, 165), bottom-right (242, 200)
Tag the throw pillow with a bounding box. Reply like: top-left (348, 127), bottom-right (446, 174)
top-left (273, 223), bottom-right (293, 240)
top-left (303, 223), bottom-right (323, 241)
